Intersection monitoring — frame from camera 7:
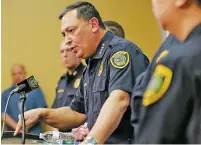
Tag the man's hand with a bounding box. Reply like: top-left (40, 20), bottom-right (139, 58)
top-left (72, 124), bottom-right (89, 141)
top-left (14, 108), bottom-right (42, 135)
top-left (14, 107), bottom-right (87, 136)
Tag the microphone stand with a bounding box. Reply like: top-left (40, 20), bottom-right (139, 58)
top-left (19, 91), bottom-right (27, 144)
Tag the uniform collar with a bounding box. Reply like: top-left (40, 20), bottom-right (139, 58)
top-left (185, 22), bottom-right (201, 42)
top-left (65, 63), bottom-right (85, 77)
top-left (72, 63), bottom-right (85, 76)
top-left (86, 31), bottom-right (114, 63)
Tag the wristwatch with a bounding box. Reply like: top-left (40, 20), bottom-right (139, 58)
top-left (84, 137), bottom-right (98, 145)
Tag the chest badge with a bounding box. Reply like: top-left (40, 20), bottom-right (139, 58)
top-left (110, 51), bottom-right (129, 69)
top-left (73, 78), bottom-right (81, 88)
top-left (143, 64), bottom-right (172, 106)
top-left (98, 61), bottom-right (104, 76)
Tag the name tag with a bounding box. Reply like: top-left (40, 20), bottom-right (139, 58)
top-left (57, 89), bottom-right (64, 93)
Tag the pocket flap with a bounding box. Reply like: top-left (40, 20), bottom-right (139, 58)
top-left (93, 77), bottom-right (107, 92)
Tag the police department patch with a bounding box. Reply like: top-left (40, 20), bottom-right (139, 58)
top-left (110, 51), bottom-right (129, 69)
top-left (143, 64), bottom-right (172, 106)
top-left (73, 78), bottom-right (81, 88)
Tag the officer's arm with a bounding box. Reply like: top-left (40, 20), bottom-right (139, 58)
top-left (14, 107), bottom-right (86, 135)
top-left (85, 90), bottom-right (129, 144)
top-left (1, 113), bottom-right (17, 130)
top-left (41, 107), bottom-right (86, 130)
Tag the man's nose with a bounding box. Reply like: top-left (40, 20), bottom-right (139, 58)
top-left (64, 35), bottom-right (72, 46)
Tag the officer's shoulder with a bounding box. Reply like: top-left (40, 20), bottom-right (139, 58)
top-left (160, 41), bottom-right (201, 72)
top-left (28, 87), bottom-right (43, 96)
top-left (2, 86), bottom-right (15, 97)
top-left (109, 36), bottom-right (144, 55)
top-left (57, 73), bottom-right (67, 84)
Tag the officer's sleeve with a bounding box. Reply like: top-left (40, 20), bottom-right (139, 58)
top-left (69, 78), bottom-right (85, 114)
top-left (130, 70), bottom-right (147, 134)
top-left (52, 86), bottom-right (59, 108)
top-left (135, 58), bottom-right (197, 143)
top-left (108, 46), bottom-right (149, 94)
top-left (51, 97), bottom-right (58, 108)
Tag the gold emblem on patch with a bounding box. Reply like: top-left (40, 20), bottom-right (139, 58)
top-left (143, 64), bottom-right (172, 106)
top-left (156, 50), bottom-right (169, 63)
top-left (73, 78), bottom-right (81, 88)
top-left (98, 61), bottom-right (104, 76)
top-left (110, 51), bottom-right (129, 69)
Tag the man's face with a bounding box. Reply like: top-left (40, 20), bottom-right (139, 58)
top-left (60, 42), bottom-right (81, 69)
top-left (61, 9), bottom-right (96, 59)
top-left (11, 65), bottom-right (26, 84)
top-left (151, 0), bottom-right (175, 29)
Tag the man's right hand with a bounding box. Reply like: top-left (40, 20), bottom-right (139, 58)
top-left (72, 123), bottom-right (89, 141)
top-left (14, 108), bottom-right (42, 136)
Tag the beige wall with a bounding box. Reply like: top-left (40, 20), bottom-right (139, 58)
top-left (2, 0), bottom-right (161, 131)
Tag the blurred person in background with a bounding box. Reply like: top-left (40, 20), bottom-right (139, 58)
top-left (1, 64), bottom-right (47, 134)
top-left (52, 41), bottom-right (85, 109)
top-left (130, 34), bottom-right (181, 139)
top-left (134, 0), bottom-right (201, 143)
top-left (51, 41), bottom-right (88, 141)
top-left (103, 21), bottom-right (125, 38)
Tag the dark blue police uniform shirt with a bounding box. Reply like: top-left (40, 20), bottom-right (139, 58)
top-left (132, 34), bottom-right (181, 99)
top-left (70, 31), bottom-right (149, 144)
top-left (1, 85), bottom-right (47, 134)
top-left (130, 34), bottom-right (181, 137)
top-left (52, 63), bottom-right (85, 108)
top-left (135, 23), bottom-right (201, 143)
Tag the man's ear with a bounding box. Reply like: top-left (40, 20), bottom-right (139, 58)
top-left (175, 0), bottom-right (188, 8)
top-left (89, 17), bottom-right (99, 33)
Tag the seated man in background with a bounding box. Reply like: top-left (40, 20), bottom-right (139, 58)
top-left (1, 64), bottom-right (47, 135)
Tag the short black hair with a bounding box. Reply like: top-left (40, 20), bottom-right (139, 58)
top-left (103, 21), bottom-right (125, 38)
top-left (59, 1), bottom-right (105, 29)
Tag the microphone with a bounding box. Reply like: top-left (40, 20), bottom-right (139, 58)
top-left (10, 75), bottom-right (39, 95)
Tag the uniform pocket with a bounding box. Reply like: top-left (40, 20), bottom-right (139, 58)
top-left (93, 77), bottom-right (107, 92)
top-left (92, 77), bottom-right (108, 116)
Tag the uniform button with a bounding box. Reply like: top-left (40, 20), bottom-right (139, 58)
top-left (84, 83), bottom-right (87, 87)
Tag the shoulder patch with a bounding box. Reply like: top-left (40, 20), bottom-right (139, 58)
top-left (110, 51), bottom-right (130, 69)
top-left (156, 50), bottom-right (169, 63)
top-left (73, 78), bottom-right (81, 88)
top-left (143, 64), bottom-right (172, 106)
